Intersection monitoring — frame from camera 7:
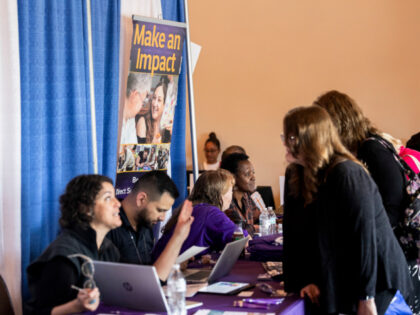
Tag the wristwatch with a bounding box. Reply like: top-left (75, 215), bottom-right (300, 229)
top-left (360, 295), bottom-right (374, 301)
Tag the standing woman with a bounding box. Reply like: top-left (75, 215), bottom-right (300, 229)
top-left (25, 175), bottom-right (122, 315)
top-left (153, 169), bottom-right (240, 259)
top-left (220, 153), bottom-right (260, 235)
top-left (282, 106), bottom-right (412, 315)
top-left (315, 90), bottom-right (419, 313)
top-left (203, 132), bottom-right (221, 170)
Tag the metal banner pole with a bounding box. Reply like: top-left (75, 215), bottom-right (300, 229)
top-left (86, 0), bottom-right (98, 174)
top-left (183, 0), bottom-right (199, 183)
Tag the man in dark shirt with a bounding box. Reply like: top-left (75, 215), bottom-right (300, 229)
top-left (108, 171), bottom-right (193, 281)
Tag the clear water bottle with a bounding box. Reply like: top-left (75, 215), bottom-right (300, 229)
top-left (267, 207), bottom-right (277, 234)
top-left (233, 223), bottom-right (244, 241)
top-left (259, 208), bottom-right (270, 236)
top-left (167, 264), bottom-right (186, 315)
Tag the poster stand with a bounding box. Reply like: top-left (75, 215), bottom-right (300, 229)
top-left (183, 0), bottom-right (199, 184)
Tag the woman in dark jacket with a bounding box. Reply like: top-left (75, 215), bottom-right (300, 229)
top-left (282, 106), bottom-right (412, 315)
top-left (25, 174), bottom-right (122, 315)
top-left (315, 90), bottom-right (419, 313)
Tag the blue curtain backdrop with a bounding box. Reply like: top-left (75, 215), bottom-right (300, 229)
top-left (90, 0), bottom-right (121, 181)
top-left (18, 0), bottom-right (120, 298)
top-left (161, 0), bottom-right (188, 208)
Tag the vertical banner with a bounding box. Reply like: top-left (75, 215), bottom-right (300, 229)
top-left (116, 16), bottom-right (186, 198)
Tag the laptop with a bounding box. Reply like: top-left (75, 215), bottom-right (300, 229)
top-left (93, 261), bottom-right (202, 312)
top-left (183, 236), bottom-right (250, 284)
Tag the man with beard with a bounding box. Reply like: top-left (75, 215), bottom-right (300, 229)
top-left (108, 171), bottom-right (193, 281)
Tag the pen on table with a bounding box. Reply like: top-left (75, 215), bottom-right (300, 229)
top-left (243, 298), bottom-right (285, 305)
top-left (233, 300), bottom-right (269, 309)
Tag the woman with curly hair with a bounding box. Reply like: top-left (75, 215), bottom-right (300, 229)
top-left (25, 175), bottom-right (122, 315)
top-left (282, 106), bottom-right (412, 315)
top-left (152, 169), bottom-right (241, 259)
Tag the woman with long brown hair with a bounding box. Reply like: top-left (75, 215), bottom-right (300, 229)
top-left (152, 169), bottom-right (241, 259)
top-left (315, 90), bottom-right (419, 313)
top-left (136, 76), bottom-right (172, 144)
top-left (282, 106), bottom-right (412, 315)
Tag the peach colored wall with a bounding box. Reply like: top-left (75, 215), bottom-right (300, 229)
top-left (185, 0), bottom-right (420, 209)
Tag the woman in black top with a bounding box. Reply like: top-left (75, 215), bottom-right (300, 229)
top-left (282, 106), bottom-right (412, 315)
top-left (25, 175), bottom-right (122, 315)
top-left (315, 90), bottom-right (419, 313)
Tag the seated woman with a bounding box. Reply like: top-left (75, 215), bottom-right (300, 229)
top-left (282, 106), bottom-right (412, 315)
top-left (153, 169), bottom-right (242, 259)
top-left (220, 153), bottom-right (260, 235)
top-left (25, 174), bottom-right (122, 315)
top-left (136, 77), bottom-right (171, 144)
top-left (202, 132), bottom-right (221, 170)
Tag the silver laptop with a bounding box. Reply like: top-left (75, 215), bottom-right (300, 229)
top-left (93, 262), bottom-right (169, 312)
top-left (183, 236), bottom-right (250, 284)
top-left (93, 261), bottom-right (202, 312)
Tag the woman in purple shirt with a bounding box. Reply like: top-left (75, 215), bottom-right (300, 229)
top-left (153, 169), bottom-right (240, 259)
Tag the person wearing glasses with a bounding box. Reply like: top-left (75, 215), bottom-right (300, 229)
top-left (25, 174), bottom-right (123, 315)
top-left (282, 106), bottom-right (412, 315)
top-left (107, 171), bottom-right (194, 281)
top-left (202, 132), bottom-right (221, 170)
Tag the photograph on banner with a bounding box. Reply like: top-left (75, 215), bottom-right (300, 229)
top-left (116, 16), bottom-right (186, 199)
top-left (118, 143), bottom-right (170, 172)
top-left (135, 74), bottom-right (179, 144)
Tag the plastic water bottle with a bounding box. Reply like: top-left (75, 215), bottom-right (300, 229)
top-left (259, 208), bottom-right (270, 236)
top-left (267, 207), bottom-right (277, 234)
top-left (167, 264), bottom-right (186, 315)
top-left (233, 223), bottom-right (244, 241)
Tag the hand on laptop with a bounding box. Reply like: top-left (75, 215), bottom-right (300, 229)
top-left (173, 200), bottom-right (194, 242)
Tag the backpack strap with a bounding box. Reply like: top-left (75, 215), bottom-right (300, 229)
top-left (366, 136), bottom-right (418, 182)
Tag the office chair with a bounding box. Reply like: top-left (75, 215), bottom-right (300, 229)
top-left (0, 274), bottom-right (14, 315)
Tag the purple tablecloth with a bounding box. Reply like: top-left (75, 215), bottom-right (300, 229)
top-left (87, 259), bottom-right (304, 314)
top-left (247, 234), bottom-right (283, 261)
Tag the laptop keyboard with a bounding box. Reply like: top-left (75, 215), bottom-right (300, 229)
top-left (185, 270), bottom-right (211, 281)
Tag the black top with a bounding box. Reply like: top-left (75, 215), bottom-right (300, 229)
top-left (283, 166), bottom-right (321, 294)
top-left (358, 136), bottom-right (408, 227)
top-left (283, 160), bottom-right (412, 314)
top-left (107, 207), bottom-right (155, 265)
top-left (25, 226), bottom-right (120, 315)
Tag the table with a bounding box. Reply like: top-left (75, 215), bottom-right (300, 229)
top-left (89, 259), bottom-right (305, 314)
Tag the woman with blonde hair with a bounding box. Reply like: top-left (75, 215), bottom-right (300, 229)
top-left (282, 106), bottom-right (412, 315)
top-left (152, 169), bottom-right (242, 259)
